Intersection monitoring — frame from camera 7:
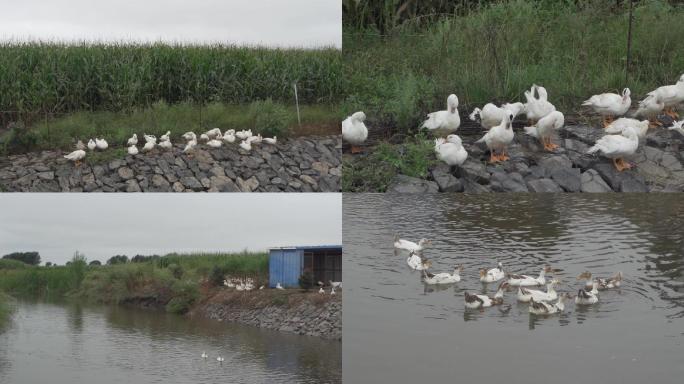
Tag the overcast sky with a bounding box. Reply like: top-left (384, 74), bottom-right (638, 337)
top-left (0, 194), bottom-right (341, 264)
top-left (0, 0), bottom-right (341, 48)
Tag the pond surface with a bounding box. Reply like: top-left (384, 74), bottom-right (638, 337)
top-left (343, 193), bottom-right (683, 384)
top-left (0, 300), bottom-right (340, 384)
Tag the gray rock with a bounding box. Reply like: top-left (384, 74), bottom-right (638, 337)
top-left (117, 167), bottom-right (135, 180)
top-left (549, 167), bottom-right (581, 192)
top-left (538, 155), bottom-right (572, 177)
top-left (387, 174), bottom-right (439, 193)
top-left (462, 179), bottom-right (491, 193)
top-left (431, 165), bottom-right (463, 192)
top-left (580, 170), bottom-right (612, 193)
top-left (125, 179), bottom-right (142, 192)
top-left (526, 178), bottom-right (563, 192)
top-left (180, 176), bottom-right (204, 191)
top-left (490, 172), bottom-right (528, 192)
top-left (237, 176), bottom-right (259, 192)
top-left (457, 160), bottom-right (490, 184)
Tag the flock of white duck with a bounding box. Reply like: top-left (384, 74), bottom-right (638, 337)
top-left (63, 128), bottom-right (277, 165)
top-left (222, 276), bottom-right (341, 295)
top-left (343, 74), bottom-right (684, 172)
top-left (394, 235), bottom-right (623, 315)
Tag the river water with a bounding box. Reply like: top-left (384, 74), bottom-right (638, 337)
top-left (0, 300), bottom-right (341, 384)
top-left (343, 193), bottom-right (683, 384)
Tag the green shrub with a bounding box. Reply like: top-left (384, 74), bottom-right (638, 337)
top-left (0, 259), bottom-right (29, 270)
top-left (209, 266), bottom-right (225, 287)
top-left (247, 98), bottom-right (291, 137)
top-left (165, 281), bottom-right (199, 314)
top-left (168, 263), bottom-right (184, 279)
top-left (298, 271), bottom-right (314, 290)
top-left (69, 251), bottom-right (87, 290)
top-left (1, 122), bottom-right (39, 155)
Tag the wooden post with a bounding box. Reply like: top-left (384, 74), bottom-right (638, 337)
top-left (293, 83), bottom-right (301, 128)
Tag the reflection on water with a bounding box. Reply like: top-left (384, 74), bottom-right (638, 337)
top-left (343, 193), bottom-right (684, 384)
top-left (0, 300), bottom-right (340, 384)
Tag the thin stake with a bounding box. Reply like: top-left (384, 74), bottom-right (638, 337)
top-left (625, 0), bottom-right (634, 83)
top-left (293, 83), bottom-right (301, 128)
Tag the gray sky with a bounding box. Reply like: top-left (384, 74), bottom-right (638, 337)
top-left (0, 194), bottom-right (341, 264)
top-left (0, 0), bottom-right (341, 48)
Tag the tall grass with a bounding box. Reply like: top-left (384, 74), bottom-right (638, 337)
top-left (343, 0), bottom-right (684, 132)
top-left (0, 292), bottom-right (13, 326)
top-left (0, 42), bottom-right (342, 114)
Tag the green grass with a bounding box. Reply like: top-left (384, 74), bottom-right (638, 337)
top-left (343, 0), bottom-right (684, 133)
top-left (0, 42), bottom-right (341, 114)
top-left (0, 252), bottom-right (269, 314)
top-left (1, 101), bottom-right (341, 155)
top-left (343, 134), bottom-right (436, 192)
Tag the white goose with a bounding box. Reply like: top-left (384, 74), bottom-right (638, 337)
top-left (476, 111), bottom-right (514, 163)
top-left (87, 139), bottom-right (97, 151)
top-left (422, 94), bottom-right (460, 136)
top-left (182, 132), bottom-right (197, 141)
top-left (524, 110), bottom-right (564, 151)
top-left (524, 84), bottom-right (556, 124)
top-left (342, 111), bottom-right (368, 153)
top-left (239, 140), bottom-right (252, 151)
top-left (645, 74), bottom-right (684, 119)
top-left (507, 266), bottom-right (552, 287)
top-left (406, 251), bottom-right (430, 271)
top-left (64, 149), bottom-right (86, 165)
top-left (393, 236), bottom-right (431, 253)
top-left (223, 131), bottom-right (236, 143)
top-left (160, 131), bottom-right (171, 141)
top-left (207, 137), bottom-right (223, 148)
top-left (423, 265), bottom-right (463, 285)
top-left (469, 102), bottom-right (525, 130)
top-left (206, 128), bottom-right (222, 139)
top-left (95, 138), bottom-right (108, 150)
top-left (575, 280), bottom-right (599, 305)
top-left (142, 140), bottom-right (155, 152)
top-left (434, 134), bottom-right (468, 167)
top-left (479, 262), bottom-right (505, 283)
top-left (635, 93), bottom-right (665, 127)
top-left (582, 88), bottom-right (631, 127)
top-left (517, 279), bottom-right (560, 303)
top-left (236, 129), bottom-right (253, 140)
top-left (127, 133), bottom-right (138, 146)
top-left (143, 134), bottom-right (157, 144)
top-left (604, 118), bottom-right (650, 139)
top-left (464, 281), bottom-right (509, 309)
top-left (577, 271), bottom-right (622, 290)
top-left (529, 294), bottom-right (568, 315)
top-left (183, 139), bottom-right (197, 155)
top-left (587, 125), bottom-right (639, 171)
top-left (158, 139), bottom-right (172, 150)
top-left (127, 145), bottom-right (138, 155)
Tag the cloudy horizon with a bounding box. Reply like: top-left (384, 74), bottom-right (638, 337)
top-left (0, 0), bottom-right (341, 48)
top-left (0, 194), bottom-right (341, 264)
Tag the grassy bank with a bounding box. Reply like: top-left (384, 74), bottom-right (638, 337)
top-left (1, 101), bottom-right (341, 155)
top-left (343, 0), bottom-right (684, 132)
top-left (0, 252), bottom-right (269, 314)
top-left (0, 42), bottom-right (341, 114)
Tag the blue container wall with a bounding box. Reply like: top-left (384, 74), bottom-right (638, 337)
top-left (269, 249), bottom-right (303, 288)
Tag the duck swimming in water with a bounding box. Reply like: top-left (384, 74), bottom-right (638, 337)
top-left (577, 271), bottom-right (622, 290)
top-left (529, 294), bottom-right (569, 315)
top-left (479, 262), bottom-right (505, 283)
top-left (507, 266), bottom-right (553, 287)
top-left (464, 281), bottom-right (509, 309)
top-left (422, 265), bottom-right (463, 285)
top-left (575, 280), bottom-right (600, 305)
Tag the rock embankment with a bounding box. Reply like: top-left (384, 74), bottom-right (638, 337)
top-left (388, 125), bottom-right (684, 193)
top-left (0, 135), bottom-right (341, 192)
top-left (193, 291), bottom-right (341, 340)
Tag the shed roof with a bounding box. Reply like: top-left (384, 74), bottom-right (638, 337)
top-left (269, 245), bottom-right (342, 251)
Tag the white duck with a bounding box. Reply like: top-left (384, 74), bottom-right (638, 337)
top-left (87, 139), bottom-right (97, 151)
top-left (127, 145), bottom-right (139, 155)
top-left (75, 140), bottom-right (86, 150)
top-left (223, 131), bottom-right (236, 143)
top-left (263, 136), bottom-right (277, 145)
top-left (342, 111), bottom-right (368, 153)
top-left (239, 140), bottom-right (252, 151)
top-left (200, 133), bottom-right (210, 142)
top-left (330, 281), bottom-right (342, 289)
top-left (247, 134), bottom-right (262, 145)
top-left (464, 281), bottom-right (509, 309)
top-left (507, 266), bottom-right (552, 287)
top-left (393, 236), bottom-right (431, 253)
top-left (143, 134), bottom-right (157, 144)
top-left (434, 134), bottom-right (468, 167)
top-left (201, 352), bottom-right (208, 359)
top-left (64, 149), bottom-right (86, 165)
top-left (422, 94), bottom-right (460, 136)
top-left (275, 282), bottom-right (284, 290)
top-left (469, 102), bottom-right (525, 130)
top-left (582, 88), bottom-right (631, 127)
top-left (524, 84), bottom-right (556, 124)
top-left (236, 129), bottom-right (253, 140)
top-left (479, 262), bottom-right (505, 283)
top-left (575, 280), bottom-right (599, 305)
top-left (206, 128), bottom-right (222, 139)
top-left (319, 287), bottom-right (325, 294)
top-left (423, 265), bottom-right (463, 285)
top-left (160, 131), bottom-right (171, 141)
top-left (524, 110), bottom-right (564, 151)
top-left (158, 139), bottom-right (172, 150)
top-left (207, 137), bottom-right (223, 148)
top-left (127, 133), bottom-right (138, 146)
top-left (517, 279), bottom-right (560, 303)
top-left (645, 74), bottom-right (684, 119)
top-left (182, 132), bottom-right (197, 141)
top-left (142, 140), bottom-right (155, 152)
top-left (216, 356), bottom-right (225, 363)
top-left (406, 251), bottom-right (430, 271)
top-left (635, 93), bottom-right (665, 127)
top-left (95, 138), bottom-right (108, 150)
top-left (476, 111), bottom-right (514, 163)
top-left (183, 139), bottom-right (197, 155)
top-left (604, 118), bottom-right (650, 139)
top-left (587, 125), bottom-right (639, 171)
top-left (669, 119), bottom-right (684, 136)
top-left (577, 271), bottom-right (622, 290)
top-left (529, 294), bottom-right (568, 315)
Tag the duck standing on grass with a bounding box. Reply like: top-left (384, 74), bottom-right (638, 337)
top-left (582, 88), bottom-right (631, 127)
top-left (87, 139), bottom-right (97, 151)
top-left (476, 112), bottom-right (514, 163)
top-left (434, 134), bottom-right (468, 167)
top-left (95, 138), bottom-right (108, 150)
top-left (127, 133), bottom-right (138, 146)
top-left (342, 111), bottom-right (369, 154)
top-left (524, 110), bottom-right (564, 151)
top-left (422, 94), bottom-right (460, 137)
top-left (587, 125), bottom-right (639, 172)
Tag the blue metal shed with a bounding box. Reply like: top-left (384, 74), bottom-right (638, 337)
top-left (269, 245), bottom-right (342, 288)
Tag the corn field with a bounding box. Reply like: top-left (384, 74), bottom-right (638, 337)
top-left (0, 42), bottom-right (342, 114)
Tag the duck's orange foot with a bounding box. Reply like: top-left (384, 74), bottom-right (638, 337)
top-left (350, 145), bottom-right (363, 154)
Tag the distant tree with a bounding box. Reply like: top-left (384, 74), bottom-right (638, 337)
top-left (70, 251), bottom-right (87, 289)
top-left (89, 260), bottom-right (101, 266)
top-left (45, 262), bottom-right (53, 267)
top-left (107, 255), bottom-right (129, 265)
top-left (2, 251), bottom-right (41, 265)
